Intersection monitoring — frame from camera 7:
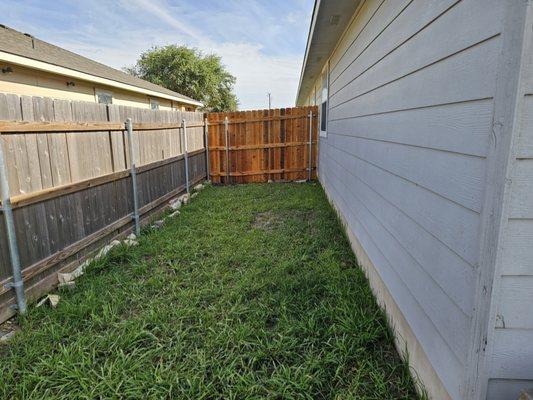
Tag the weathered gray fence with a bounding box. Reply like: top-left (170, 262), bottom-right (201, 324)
top-left (0, 94), bottom-right (207, 323)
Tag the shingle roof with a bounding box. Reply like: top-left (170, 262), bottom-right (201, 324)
top-left (0, 25), bottom-right (201, 105)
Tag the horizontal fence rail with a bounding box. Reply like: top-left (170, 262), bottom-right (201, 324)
top-left (207, 106), bottom-right (318, 184)
top-left (0, 93), bottom-right (208, 323)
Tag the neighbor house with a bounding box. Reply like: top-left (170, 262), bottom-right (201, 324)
top-left (297, 1), bottom-right (533, 399)
top-left (0, 25), bottom-right (202, 111)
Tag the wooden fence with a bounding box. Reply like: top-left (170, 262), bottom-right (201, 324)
top-left (0, 94), bottom-right (207, 323)
top-left (207, 106), bottom-right (318, 184)
top-left (0, 93), bottom-right (204, 197)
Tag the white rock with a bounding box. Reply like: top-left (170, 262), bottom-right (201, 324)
top-left (194, 183), bottom-right (204, 191)
top-left (95, 240), bottom-right (121, 260)
top-left (168, 210), bottom-right (180, 218)
top-left (58, 260), bottom-right (89, 284)
top-left (191, 192), bottom-right (198, 199)
top-left (0, 330), bottom-right (16, 342)
top-left (124, 233), bottom-right (138, 246)
top-left (151, 220), bottom-right (164, 229)
top-left (169, 199), bottom-right (182, 210)
top-left (36, 294), bottom-right (60, 308)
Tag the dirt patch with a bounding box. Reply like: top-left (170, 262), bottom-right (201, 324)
top-left (252, 211), bottom-right (283, 231)
top-left (252, 210), bottom-right (318, 232)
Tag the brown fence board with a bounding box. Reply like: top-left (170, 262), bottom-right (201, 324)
top-left (207, 106), bottom-right (317, 184)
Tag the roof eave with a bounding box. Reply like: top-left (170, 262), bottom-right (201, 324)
top-left (296, 0), bottom-right (362, 106)
top-left (295, 0), bottom-right (321, 106)
top-left (0, 51), bottom-right (204, 107)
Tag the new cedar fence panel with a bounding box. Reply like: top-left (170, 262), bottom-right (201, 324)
top-left (207, 106), bottom-right (318, 184)
top-left (0, 94), bottom-right (207, 323)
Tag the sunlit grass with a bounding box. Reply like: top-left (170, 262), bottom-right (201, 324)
top-left (0, 183), bottom-right (419, 399)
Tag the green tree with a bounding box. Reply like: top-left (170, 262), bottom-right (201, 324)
top-left (125, 45), bottom-right (238, 112)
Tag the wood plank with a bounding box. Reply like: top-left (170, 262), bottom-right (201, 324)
top-left (6, 150), bottom-right (202, 209)
top-left (0, 120), bottom-right (125, 133)
top-left (211, 167), bottom-right (315, 177)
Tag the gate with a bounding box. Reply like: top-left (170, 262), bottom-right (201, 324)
top-left (207, 106), bottom-right (318, 184)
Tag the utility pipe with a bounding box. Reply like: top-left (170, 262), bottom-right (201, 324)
top-left (182, 119), bottom-right (190, 194)
top-left (0, 133), bottom-right (26, 313)
top-left (125, 118), bottom-right (140, 236)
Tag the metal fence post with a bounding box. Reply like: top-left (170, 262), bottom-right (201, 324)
top-left (204, 117), bottom-right (210, 182)
top-left (125, 118), bottom-right (140, 236)
top-left (308, 110), bottom-right (313, 182)
top-left (224, 116), bottom-right (230, 184)
top-left (182, 119), bottom-right (190, 194)
top-left (0, 133), bottom-right (26, 314)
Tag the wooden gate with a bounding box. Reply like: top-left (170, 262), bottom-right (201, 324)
top-left (207, 106), bottom-right (318, 184)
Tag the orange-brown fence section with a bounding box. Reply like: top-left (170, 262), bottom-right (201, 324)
top-left (207, 106), bottom-right (318, 184)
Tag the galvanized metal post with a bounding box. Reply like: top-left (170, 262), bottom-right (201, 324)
top-left (204, 118), bottom-right (210, 182)
top-left (308, 110), bottom-right (313, 182)
top-left (125, 118), bottom-right (140, 236)
top-left (182, 119), bottom-right (190, 194)
top-left (224, 116), bottom-right (230, 184)
top-left (0, 133), bottom-right (26, 314)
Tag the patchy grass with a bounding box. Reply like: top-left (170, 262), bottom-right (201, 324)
top-left (0, 183), bottom-right (419, 399)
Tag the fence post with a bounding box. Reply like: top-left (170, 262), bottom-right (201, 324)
top-left (308, 110), bottom-right (313, 182)
top-left (182, 119), bottom-right (190, 194)
top-left (224, 116), bottom-right (230, 184)
top-left (0, 133), bottom-right (26, 314)
top-left (125, 118), bottom-right (140, 236)
top-left (204, 117), bottom-right (210, 182)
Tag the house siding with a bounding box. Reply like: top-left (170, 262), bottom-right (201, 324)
top-left (0, 64), bottom-right (192, 111)
top-left (486, 3), bottom-right (533, 399)
top-left (303, 0), bottom-right (514, 398)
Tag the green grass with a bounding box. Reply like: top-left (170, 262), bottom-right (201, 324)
top-left (0, 183), bottom-right (419, 399)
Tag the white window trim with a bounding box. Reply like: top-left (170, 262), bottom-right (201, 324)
top-left (150, 98), bottom-right (160, 110)
top-left (319, 62), bottom-right (329, 138)
top-left (95, 89), bottom-right (113, 105)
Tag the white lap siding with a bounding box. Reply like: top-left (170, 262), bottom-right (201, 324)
top-left (307, 0), bottom-right (512, 398)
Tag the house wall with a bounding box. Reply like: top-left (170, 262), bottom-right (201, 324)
top-left (302, 0), bottom-right (519, 398)
top-left (485, 3), bottom-right (533, 399)
top-left (0, 64), bottom-right (194, 111)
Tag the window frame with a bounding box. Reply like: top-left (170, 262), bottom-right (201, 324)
top-left (95, 89), bottom-right (113, 105)
top-left (150, 98), bottom-right (160, 110)
top-left (319, 62), bottom-right (329, 137)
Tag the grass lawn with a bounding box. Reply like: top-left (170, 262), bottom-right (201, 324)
top-left (0, 183), bottom-right (419, 399)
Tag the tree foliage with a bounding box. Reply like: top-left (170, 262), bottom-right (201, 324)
top-left (126, 45), bottom-right (238, 112)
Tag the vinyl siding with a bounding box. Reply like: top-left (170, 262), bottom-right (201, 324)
top-left (487, 4), bottom-right (533, 398)
top-left (305, 0), bottom-right (507, 398)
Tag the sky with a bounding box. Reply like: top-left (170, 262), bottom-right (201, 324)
top-left (0, 0), bottom-right (314, 109)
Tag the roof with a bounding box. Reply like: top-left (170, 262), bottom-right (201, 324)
top-left (296, 0), bottom-right (362, 106)
top-left (0, 25), bottom-right (203, 107)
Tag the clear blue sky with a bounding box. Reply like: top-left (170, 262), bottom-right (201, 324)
top-left (0, 0), bottom-right (314, 109)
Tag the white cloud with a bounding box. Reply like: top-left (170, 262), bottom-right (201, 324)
top-left (212, 42), bottom-right (301, 109)
top-left (3, 0), bottom-right (311, 110)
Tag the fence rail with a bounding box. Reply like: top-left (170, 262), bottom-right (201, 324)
top-left (0, 93), bottom-right (207, 323)
top-left (207, 106), bottom-right (318, 184)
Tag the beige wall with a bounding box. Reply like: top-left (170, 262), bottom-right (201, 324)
top-left (0, 64), bottom-right (196, 111)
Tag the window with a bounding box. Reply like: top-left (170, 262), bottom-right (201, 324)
top-left (320, 63), bottom-right (329, 137)
top-left (96, 90), bottom-right (113, 105)
top-left (150, 99), bottom-right (160, 110)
